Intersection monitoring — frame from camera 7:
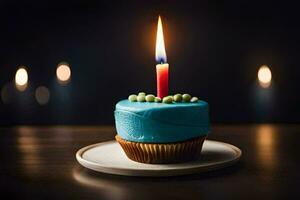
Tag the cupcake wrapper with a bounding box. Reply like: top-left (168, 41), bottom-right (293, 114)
top-left (115, 135), bottom-right (206, 164)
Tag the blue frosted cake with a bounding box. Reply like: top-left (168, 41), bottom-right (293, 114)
top-left (115, 93), bottom-right (210, 163)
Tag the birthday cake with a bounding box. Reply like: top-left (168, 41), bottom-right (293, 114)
top-left (114, 16), bottom-right (210, 163)
top-left (115, 93), bottom-right (210, 163)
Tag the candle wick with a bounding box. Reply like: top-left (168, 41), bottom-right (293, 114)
top-left (160, 58), bottom-right (164, 64)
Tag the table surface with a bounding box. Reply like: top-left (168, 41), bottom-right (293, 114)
top-left (1, 124), bottom-right (300, 199)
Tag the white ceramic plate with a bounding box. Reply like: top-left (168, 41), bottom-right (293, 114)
top-left (76, 140), bottom-right (242, 177)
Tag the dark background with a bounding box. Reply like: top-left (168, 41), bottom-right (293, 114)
top-left (0, 0), bottom-right (299, 125)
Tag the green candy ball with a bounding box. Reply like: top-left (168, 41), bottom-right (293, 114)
top-left (167, 96), bottom-right (174, 102)
top-left (173, 94), bottom-right (182, 102)
top-left (190, 97), bottom-right (199, 102)
top-left (145, 94), bottom-right (155, 102)
top-left (128, 94), bottom-right (137, 102)
top-left (138, 92), bottom-right (146, 96)
top-left (137, 95), bottom-right (146, 102)
top-left (162, 96), bottom-right (173, 104)
top-left (182, 94), bottom-right (192, 102)
top-left (154, 97), bottom-right (162, 102)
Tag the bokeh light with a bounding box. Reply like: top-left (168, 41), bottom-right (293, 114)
top-left (56, 63), bottom-right (71, 85)
top-left (1, 83), bottom-right (11, 104)
top-left (35, 86), bottom-right (50, 105)
top-left (258, 65), bottom-right (272, 88)
top-left (256, 125), bottom-right (278, 171)
top-left (15, 67), bottom-right (28, 91)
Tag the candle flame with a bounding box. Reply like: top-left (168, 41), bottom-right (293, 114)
top-left (155, 15), bottom-right (167, 64)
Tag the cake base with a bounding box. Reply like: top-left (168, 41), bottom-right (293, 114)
top-left (115, 135), bottom-right (206, 164)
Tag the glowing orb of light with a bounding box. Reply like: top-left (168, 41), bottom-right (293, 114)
top-left (15, 68), bottom-right (28, 86)
top-left (258, 65), bottom-right (272, 88)
top-left (56, 63), bottom-right (71, 84)
top-left (35, 86), bottom-right (50, 105)
top-left (15, 67), bottom-right (28, 91)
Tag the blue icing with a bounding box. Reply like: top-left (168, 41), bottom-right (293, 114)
top-left (114, 100), bottom-right (210, 143)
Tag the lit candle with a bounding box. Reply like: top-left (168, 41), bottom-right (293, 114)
top-left (156, 16), bottom-right (169, 99)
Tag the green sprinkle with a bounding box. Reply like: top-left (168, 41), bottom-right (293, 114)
top-left (145, 94), bottom-right (155, 102)
top-left (162, 96), bottom-right (173, 104)
top-left (190, 97), bottom-right (199, 102)
top-left (128, 94), bottom-right (137, 102)
top-left (154, 97), bottom-right (161, 102)
top-left (138, 92), bottom-right (146, 96)
top-left (137, 95), bottom-right (146, 102)
top-left (173, 94), bottom-right (182, 102)
top-left (182, 94), bottom-right (192, 102)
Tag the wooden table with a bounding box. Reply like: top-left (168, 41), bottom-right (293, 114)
top-left (1, 125), bottom-right (299, 199)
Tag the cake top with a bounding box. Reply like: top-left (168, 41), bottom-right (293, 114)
top-left (114, 92), bottom-right (210, 143)
top-left (116, 99), bottom-right (207, 112)
top-left (115, 99), bottom-right (210, 143)
top-left (116, 99), bottom-right (209, 127)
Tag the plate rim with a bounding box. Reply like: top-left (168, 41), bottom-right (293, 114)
top-left (76, 139), bottom-right (242, 176)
